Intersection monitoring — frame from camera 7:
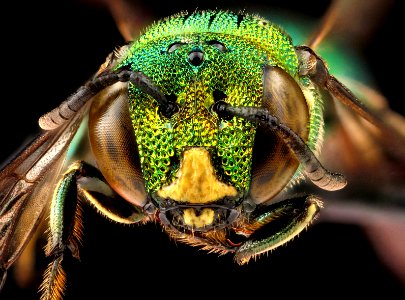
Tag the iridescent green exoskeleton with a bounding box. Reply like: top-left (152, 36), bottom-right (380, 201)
top-left (0, 9), bottom-right (392, 300)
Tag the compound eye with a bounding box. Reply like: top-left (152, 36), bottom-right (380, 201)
top-left (208, 40), bottom-right (226, 52)
top-left (89, 83), bottom-right (147, 207)
top-left (249, 66), bottom-right (309, 204)
top-left (168, 42), bottom-right (184, 53)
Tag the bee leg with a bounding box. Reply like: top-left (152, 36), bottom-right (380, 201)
top-left (39, 162), bottom-right (84, 300)
top-left (297, 46), bottom-right (405, 161)
top-left (234, 195), bottom-right (323, 265)
top-left (296, 45), bottom-right (383, 127)
top-left (0, 268), bottom-right (6, 291)
top-left (40, 160), bottom-right (147, 300)
top-left (76, 164), bottom-right (148, 225)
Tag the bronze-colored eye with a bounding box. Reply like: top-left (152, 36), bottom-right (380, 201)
top-left (249, 66), bottom-right (309, 204)
top-left (88, 83), bottom-right (147, 207)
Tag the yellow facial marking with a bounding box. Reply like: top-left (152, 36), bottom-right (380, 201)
top-left (157, 147), bottom-right (237, 203)
top-left (183, 208), bottom-right (215, 228)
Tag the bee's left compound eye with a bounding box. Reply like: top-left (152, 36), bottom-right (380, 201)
top-left (188, 50), bottom-right (204, 66)
top-left (249, 66), bottom-right (310, 204)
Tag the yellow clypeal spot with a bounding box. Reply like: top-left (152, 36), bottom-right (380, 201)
top-left (157, 147), bottom-right (237, 203)
top-left (183, 208), bottom-right (215, 228)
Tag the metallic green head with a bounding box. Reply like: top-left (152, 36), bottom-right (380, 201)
top-left (117, 10), bottom-right (301, 212)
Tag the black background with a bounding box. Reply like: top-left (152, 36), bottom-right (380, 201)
top-left (1, 0), bottom-right (404, 299)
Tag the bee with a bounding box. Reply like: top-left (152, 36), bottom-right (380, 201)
top-left (1, 1), bottom-right (405, 299)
